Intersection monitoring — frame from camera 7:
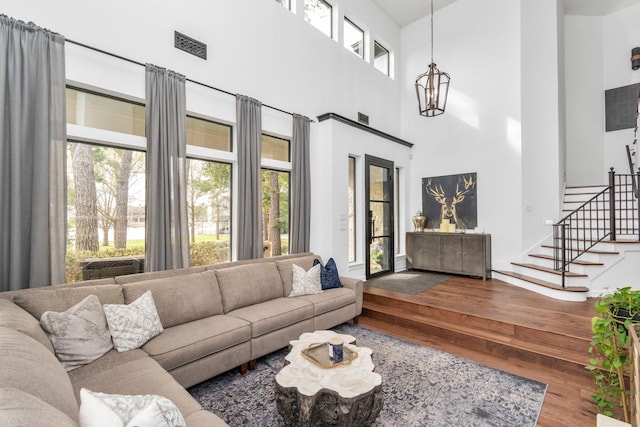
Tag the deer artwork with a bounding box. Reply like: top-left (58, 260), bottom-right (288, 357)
top-left (426, 175), bottom-right (475, 229)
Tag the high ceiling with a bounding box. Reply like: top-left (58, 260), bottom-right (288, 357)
top-left (371, 0), bottom-right (640, 28)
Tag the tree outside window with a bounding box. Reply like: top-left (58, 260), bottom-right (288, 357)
top-left (262, 169), bottom-right (290, 257)
top-left (66, 143), bottom-right (145, 282)
top-left (187, 159), bottom-right (232, 266)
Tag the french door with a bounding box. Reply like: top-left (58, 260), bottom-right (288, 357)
top-left (365, 155), bottom-right (394, 278)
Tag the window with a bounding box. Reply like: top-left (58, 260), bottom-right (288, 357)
top-left (262, 134), bottom-right (290, 162)
top-left (344, 18), bottom-right (364, 58)
top-left (186, 159), bottom-right (232, 266)
top-left (304, 0), bottom-right (332, 37)
top-left (374, 41), bottom-right (390, 76)
top-left (274, 0), bottom-right (290, 9)
top-left (66, 143), bottom-right (146, 282)
top-left (186, 116), bottom-right (232, 152)
top-left (348, 156), bottom-right (356, 263)
top-left (65, 88), bottom-right (146, 283)
top-left (66, 87), bottom-right (145, 136)
top-left (262, 169), bottom-right (290, 257)
top-left (394, 167), bottom-right (400, 255)
top-left (186, 116), bottom-right (233, 265)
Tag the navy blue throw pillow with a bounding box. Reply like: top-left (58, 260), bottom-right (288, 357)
top-left (313, 258), bottom-right (343, 290)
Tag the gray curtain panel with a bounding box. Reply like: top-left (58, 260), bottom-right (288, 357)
top-left (144, 64), bottom-right (190, 271)
top-left (0, 15), bottom-right (67, 291)
top-left (290, 114), bottom-right (312, 253)
top-left (236, 94), bottom-right (263, 260)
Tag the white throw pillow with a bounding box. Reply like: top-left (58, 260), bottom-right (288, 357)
top-left (40, 294), bottom-right (113, 372)
top-left (103, 290), bottom-right (164, 352)
top-left (79, 388), bottom-right (185, 427)
top-left (288, 263), bottom-right (323, 297)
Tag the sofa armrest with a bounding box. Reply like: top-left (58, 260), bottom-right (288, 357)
top-left (340, 276), bottom-right (363, 316)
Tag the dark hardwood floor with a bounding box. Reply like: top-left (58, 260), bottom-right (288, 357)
top-left (359, 275), bottom-right (598, 427)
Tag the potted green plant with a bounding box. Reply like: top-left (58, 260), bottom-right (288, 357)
top-left (587, 286), bottom-right (640, 423)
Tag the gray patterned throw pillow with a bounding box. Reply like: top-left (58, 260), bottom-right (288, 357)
top-left (40, 294), bottom-right (113, 372)
top-left (79, 388), bottom-right (185, 427)
top-left (288, 263), bottom-right (323, 297)
top-left (103, 290), bottom-right (164, 352)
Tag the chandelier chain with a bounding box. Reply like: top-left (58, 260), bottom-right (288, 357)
top-left (430, 0), bottom-right (434, 64)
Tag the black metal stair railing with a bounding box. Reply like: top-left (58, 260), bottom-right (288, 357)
top-left (553, 168), bottom-right (640, 288)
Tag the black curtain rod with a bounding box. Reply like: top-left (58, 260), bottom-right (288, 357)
top-left (66, 38), bottom-right (303, 120)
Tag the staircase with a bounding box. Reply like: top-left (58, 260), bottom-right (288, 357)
top-left (493, 181), bottom-right (640, 302)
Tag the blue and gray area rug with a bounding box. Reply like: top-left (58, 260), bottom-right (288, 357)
top-left (189, 323), bottom-right (547, 426)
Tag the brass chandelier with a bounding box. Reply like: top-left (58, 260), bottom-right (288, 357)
top-left (415, 0), bottom-right (450, 117)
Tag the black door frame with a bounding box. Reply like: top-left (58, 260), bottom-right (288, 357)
top-left (364, 154), bottom-right (395, 279)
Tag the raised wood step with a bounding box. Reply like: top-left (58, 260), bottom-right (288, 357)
top-left (359, 277), bottom-right (598, 427)
top-left (493, 270), bottom-right (590, 292)
top-left (362, 284), bottom-right (592, 380)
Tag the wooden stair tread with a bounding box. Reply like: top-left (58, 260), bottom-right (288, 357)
top-left (528, 253), bottom-right (603, 266)
top-left (493, 269), bottom-right (589, 291)
top-left (510, 262), bottom-right (588, 277)
top-left (540, 244), bottom-right (619, 255)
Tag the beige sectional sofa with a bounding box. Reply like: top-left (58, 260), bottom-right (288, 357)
top-left (0, 252), bottom-right (363, 426)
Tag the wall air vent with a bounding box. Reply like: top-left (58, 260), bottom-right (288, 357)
top-left (174, 31), bottom-right (207, 60)
top-left (358, 112), bottom-right (369, 126)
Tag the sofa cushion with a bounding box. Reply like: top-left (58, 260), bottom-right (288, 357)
top-left (275, 255), bottom-right (321, 296)
top-left (228, 298), bottom-right (314, 338)
top-left (0, 388), bottom-right (77, 427)
top-left (0, 298), bottom-right (54, 353)
top-left (104, 290), bottom-right (164, 352)
top-left (292, 287), bottom-right (355, 316)
top-left (40, 294), bottom-right (113, 372)
top-left (288, 264), bottom-right (323, 297)
top-left (143, 315), bottom-right (251, 372)
top-left (68, 349), bottom-right (149, 387)
top-left (0, 327), bottom-right (79, 422)
top-left (114, 266), bottom-right (207, 285)
top-left (13, 284), bottom-right (124, 320)
top-left (215, 263), bottom-right (284, 313)
top-left (71, 356), bottom-right (202, 421)
top-left (79, 388), bottom-right (185, 427)
top-left (122, 271), bottom-right (223, 328)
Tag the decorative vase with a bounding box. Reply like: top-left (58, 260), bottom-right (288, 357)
top-left (412, 210), bottom-right (426, 232)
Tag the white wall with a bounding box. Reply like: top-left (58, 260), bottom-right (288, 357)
top-left (400, 0), bottom-right (523, 265)
top-left (564, 5), bottom-right (640, 186)
top-left (521, 0), bottom-right (563, 250)
top-left (311, 118), bottom-right (412, 279)
top-left (564, 15), bottom-right (605, 185)
top-left (603, 5), bottom-right (640, 178)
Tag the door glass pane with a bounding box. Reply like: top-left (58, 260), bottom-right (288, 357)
top-left (370, 201), bottom-right (390, 236)
top-left (370, 237), bottom-right (390, 274)
top-left (369, 165), bottom-right (391, 202)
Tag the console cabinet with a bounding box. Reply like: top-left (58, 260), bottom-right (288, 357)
top-left (406, 232), bottom-right (491, 280)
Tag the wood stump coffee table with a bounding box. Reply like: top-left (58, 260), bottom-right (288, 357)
top-left (275, 330), bottom-right (383, 427)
